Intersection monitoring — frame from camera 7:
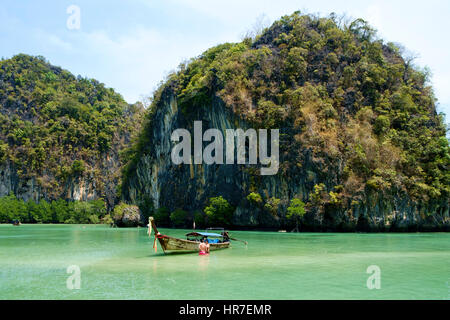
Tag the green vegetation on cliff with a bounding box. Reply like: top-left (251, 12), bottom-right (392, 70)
top-left (174, 13), bottom-right (448, 201)
top-left (0, 54), bottom-right (144, 203)
top-left (123, 11), bottom-right (449, 230)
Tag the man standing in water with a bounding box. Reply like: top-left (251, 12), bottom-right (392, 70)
top-left (205, 239), bottom-right (210, 253)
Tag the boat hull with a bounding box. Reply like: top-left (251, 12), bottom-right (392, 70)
top-left (157, 235), bottom-right (230, 253)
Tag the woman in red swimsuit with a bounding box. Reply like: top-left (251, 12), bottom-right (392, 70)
top-left (199, 239), bottom-right (209, 255)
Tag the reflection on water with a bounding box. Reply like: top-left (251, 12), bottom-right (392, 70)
top-left (198, 254), bottom-right (210, 272)
top-left (0, 224), bottom-right (449, 299)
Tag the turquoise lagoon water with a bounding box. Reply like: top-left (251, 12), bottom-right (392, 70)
top-left (0, 224), bottom-right (448, 299)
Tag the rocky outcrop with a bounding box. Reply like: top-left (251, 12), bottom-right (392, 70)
top-left (121, 206), bottom-right (143, 227)
top-left (0, 161), bottom-right (40, 202)
top-left (0, 150), bottom-right (122, 211)
top-left (0, 54), bottom-right (144, 211)
top-left (121, 13), bottom-right (449, 231)
top-left (112, 203), bottom-right (144, 227)
top-left (122, 89), bottom-right (449, 231)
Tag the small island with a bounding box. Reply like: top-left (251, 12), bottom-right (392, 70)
top-left (0, 13), bottom-right (448, 233)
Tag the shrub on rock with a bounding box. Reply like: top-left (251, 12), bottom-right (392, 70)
top-left (113, 202), bottom-right (143, 227)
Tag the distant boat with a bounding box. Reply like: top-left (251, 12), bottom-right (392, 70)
top-left (148, 217), bottom-right (246, 254)
top-left (12, 220), bottom-right (21, 226)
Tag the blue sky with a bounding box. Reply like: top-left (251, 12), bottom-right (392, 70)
top-left (0, 0), bottom-right (449, 122)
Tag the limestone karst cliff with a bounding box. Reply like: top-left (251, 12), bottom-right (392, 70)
top-left (0, 54), bottom-right (144, 210)
top-left (121, 12), bottom-right (449, 231)
top-left (1, 13), bottom-right (448, 230)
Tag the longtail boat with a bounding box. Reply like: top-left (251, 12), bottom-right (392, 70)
top-left (148, 217), bottom-right (243, 254)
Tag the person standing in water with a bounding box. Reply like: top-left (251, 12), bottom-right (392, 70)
top-left (199, 239), bottom-right (210, 255)
top-left (205, 239), bottom-right (210, 253)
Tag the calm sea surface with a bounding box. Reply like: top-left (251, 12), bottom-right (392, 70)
top-left (0, 224), bottom-right (449, 299)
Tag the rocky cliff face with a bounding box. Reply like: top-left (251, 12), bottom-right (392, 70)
top-left (0, 150), bottom-right (122, 209)
top-left (0, 161), bottom-right (38, 202)
top-left (0, 54), bottom-right (143, 210)
top-left (121, 12), bottom-right (449, 231)
top-left (122, 89), bottom-right (449, 231)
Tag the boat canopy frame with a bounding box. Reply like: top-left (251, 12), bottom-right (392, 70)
top-left (185, 232), bottom-right (224, 238)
